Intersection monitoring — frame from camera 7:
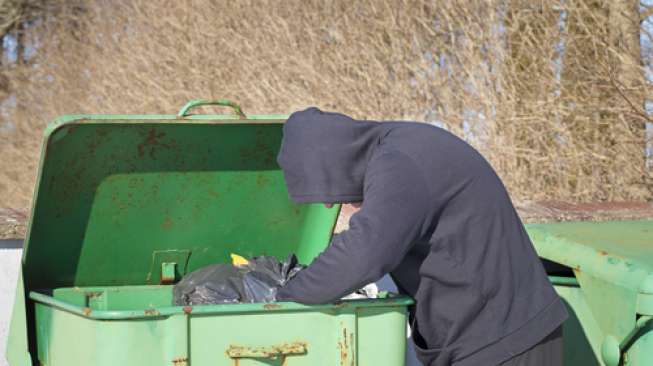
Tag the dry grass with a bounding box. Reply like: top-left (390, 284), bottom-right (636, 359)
top-left (0, 0), bottom-right (651, 208)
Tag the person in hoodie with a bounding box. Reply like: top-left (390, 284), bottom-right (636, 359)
top-left (276, 108), bottom-right (567, 366)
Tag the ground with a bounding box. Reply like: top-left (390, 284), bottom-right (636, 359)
top-left (334, 201), bottom-right (653, 232)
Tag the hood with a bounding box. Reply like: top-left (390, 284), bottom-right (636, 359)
top-left (277, 107), bottom-right (382, 204)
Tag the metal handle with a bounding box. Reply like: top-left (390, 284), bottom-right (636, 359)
top-left (601, 315), bottom-right (653, 366)
top-left (226, 342), bottom-right (307, 359)
top-left (177, 99), bottom-right (246, 119)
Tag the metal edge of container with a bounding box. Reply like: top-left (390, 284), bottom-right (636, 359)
top-left (526, 223), bottom-right (653, 294)
top-left (28, 291), bottom-right (414, 320)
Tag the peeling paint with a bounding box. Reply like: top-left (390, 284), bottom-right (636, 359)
top-left (172, 356), bottom-right (188, 366)
top-left (263, 303), bottom-right (282, 310)
top-left (144, 308), bottom-right (160, 316)
top-left (226, 341), bottom-right (307, 359)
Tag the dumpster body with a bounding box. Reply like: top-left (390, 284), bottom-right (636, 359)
top-left (5, 100), bottom-right (412, 366)
top-left (527, 220), bottom-right (653, 366)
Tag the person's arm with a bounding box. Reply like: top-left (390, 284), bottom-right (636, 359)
top-left (277, 151), bottom-right (432, 304)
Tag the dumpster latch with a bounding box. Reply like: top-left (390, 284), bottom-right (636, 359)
top-left (161, 262), bottom-right (177, 284)
top-left (226, 341), bottom-right (307, 360)
top-left (146, 249), bottom-right (191, 284)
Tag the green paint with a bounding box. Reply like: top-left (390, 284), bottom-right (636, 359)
top-left (528, 221), bottom-right (653, 271)
top-left (30, 285), bottom-right (413, 319)
top-left (177, 99), bottom-right (246, 118)
top-left (25, 121), bottom-right (339, 289)
top-left (29, 285), bottom-right (411, 365)
top-left (528, 221), bottom-right (653, 366)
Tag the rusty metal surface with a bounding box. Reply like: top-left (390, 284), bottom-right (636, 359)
top-left (337, 327), bottom-right (355, 366)
top-left (24, 275), bottom-right (413, 365)
top-left (171, 357), bottom-right (188, 366)
top-left (226, 341), bottom-right (308, 358)
top-left (29, 286), bottom-right (413, 320)
top-left (20, 121), bottom-right (339, 292)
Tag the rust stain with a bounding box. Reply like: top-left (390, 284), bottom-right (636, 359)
top-left (339, 340), bottom-right (347, 365)
top-left (183, 306), bottom-right (193, 314)
top-left (283, 342), bottom-right (307, 354)
top-left (86, 133), bottom-right (100, 155)
top-left (82, 307), bottom-right (92, 316)
top-left (144, 308), bottom-right (160, 316)
top-left (263, 303), bottom-right (282, 310)
top-left (96, 127), bottom-right (110, 137)
top-left (264, 150), bottom-right (275, 165)
top-left (338, 327), bottom-right (349, 365)
top-left (349, 332), bottom-right (355, 366)
top-left (227, 342), bottom-right (307, 360)
top-left (137, 128), bottom-right (172, 159)
top-left (84, 291), bottom-right (103, 299)
top-left (256, 174), bottom-right (271, 188)
top-left (161, 216), bottom-right (174, 230)
top-left (598, 250), bottom-right (608, 256)
top-left (172, 357), bottom-right (188, 366)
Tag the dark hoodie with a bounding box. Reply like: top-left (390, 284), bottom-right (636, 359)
top-left (276, 108), bottom-right (567, 366)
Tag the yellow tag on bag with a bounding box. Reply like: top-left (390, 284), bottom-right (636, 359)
top-left (230, 253), bottom-right (249, 266)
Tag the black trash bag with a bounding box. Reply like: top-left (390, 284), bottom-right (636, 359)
top-left (173, 254), bottom-right (303, 305)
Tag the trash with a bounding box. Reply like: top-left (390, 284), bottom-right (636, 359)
top-left (173, 254), bottom-right (304, 305)
top-left (230, 253), bottom-right (249, 266)
top-left (342, 283), bottom-right (379, 300)
top-left (174, 254), bottom-right (381, 306)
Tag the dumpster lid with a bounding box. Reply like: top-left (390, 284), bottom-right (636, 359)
top-left (22, 100), bottom-right (341, 290)
top-left (526, 220), bottom-right (653, 289)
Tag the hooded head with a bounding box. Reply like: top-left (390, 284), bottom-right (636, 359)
top-left (277, 107), bottom-right (382, 204)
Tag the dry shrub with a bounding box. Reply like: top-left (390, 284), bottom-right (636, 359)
top-left (0, 0), bottom-right (651, 208)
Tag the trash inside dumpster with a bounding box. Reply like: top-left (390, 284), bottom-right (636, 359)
top-left (5, 100), bottom-right (413, 366)
top-left (173, 253), bottom-right (378, 305)
top-left (173, 254), bottom-right (304, 305)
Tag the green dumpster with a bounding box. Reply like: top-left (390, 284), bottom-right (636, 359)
top-left (527, 220), bottom-right (653, 366)
top-left (5, 100), bottom-right (413, 366)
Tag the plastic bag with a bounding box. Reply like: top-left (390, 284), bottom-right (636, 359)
top-left (173, 254), bottom-right (303, 305)
top-left (341, 283), bottom-right (379, 300)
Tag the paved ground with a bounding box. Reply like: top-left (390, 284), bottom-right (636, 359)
top-left (335, 200), bottom-right (653, 232)
top-left (0, 240), bottom-right (21, 366)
